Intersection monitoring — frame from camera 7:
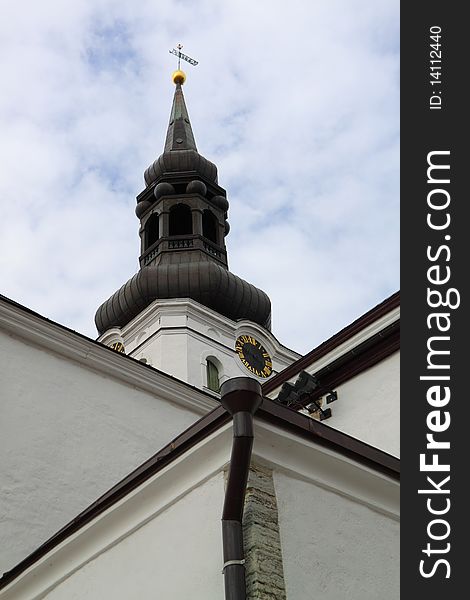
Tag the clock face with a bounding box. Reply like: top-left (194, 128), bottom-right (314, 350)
top-left (111, 341), bottom-right (125, 353)
top-left (235, 335), bottom-right (273, 378)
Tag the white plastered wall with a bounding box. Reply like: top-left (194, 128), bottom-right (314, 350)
top-left (45, 473), bottom-right (226, 600)
top-left (0, 306), bottom-right (216, 576)
top-left (274, 469), bottom-right (399, 599)
top-left (0, 420), bottom-right (399, 600)
top-left (322, 352), bottom-right (400, 456)
top-left (0, 423), bottom-right (234, 600)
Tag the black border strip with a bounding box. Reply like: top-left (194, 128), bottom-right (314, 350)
top-left (401, 3), bottom-right (466, 595)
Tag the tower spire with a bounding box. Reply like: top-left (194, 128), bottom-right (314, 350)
top-left (164, 83), bottom-right (197, 152)
top-left (166, 44), bottom-right (199, 152)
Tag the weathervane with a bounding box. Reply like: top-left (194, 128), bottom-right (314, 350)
top-left (169, 43), bottom-right (198, 70)
top-left (168, 44), bottom-right (198, 85)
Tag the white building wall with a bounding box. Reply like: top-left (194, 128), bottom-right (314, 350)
top-left (44, 473), bottom-right (226, 600)
top-left (274, 470), bottom-right (399, 600)
top-left (0, 420), bottom-right (398, 600)
top-left (322, 352), bottom-right (400, 456)
top-left (0, 323), bottom-right (213, 576)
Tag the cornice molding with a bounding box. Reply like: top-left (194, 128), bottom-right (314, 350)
top-left (0, 298), bottom-right (217, 415)
top-left (119, 297), bottom-right (301, 362)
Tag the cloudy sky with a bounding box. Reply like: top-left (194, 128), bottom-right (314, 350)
top-left (0, 0), bottom-right (399, 355)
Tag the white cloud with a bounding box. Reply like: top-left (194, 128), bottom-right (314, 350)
top-left (0, 0), bottom-right (399, 354)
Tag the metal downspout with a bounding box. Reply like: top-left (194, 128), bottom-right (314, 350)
top-left (220, 377), bottom-right (263, 600)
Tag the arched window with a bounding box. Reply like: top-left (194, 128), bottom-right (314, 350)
top-left (169, 204), bottom-right (192, 236)
top-left (202, 209), bottom-right (217, 244)
top-left (145, 213), bottom-right (159, 249)
top-left (206, 359), bottom-right (220, 392)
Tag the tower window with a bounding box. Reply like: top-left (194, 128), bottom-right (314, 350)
top-left (206, 359), bottom-right (220, 392)
top-left (145, 213), bottom-right (159, 249)
top-left (169, 204), bottom-right (192, 236)
top-left (202, 209), bottom-right (217, 244)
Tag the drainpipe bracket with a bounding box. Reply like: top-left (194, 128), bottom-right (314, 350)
top-left (222, 559), bottom-right (246, 574)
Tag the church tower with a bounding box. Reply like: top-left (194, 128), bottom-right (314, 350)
top-left (95, 69), bottom-right (299, 392)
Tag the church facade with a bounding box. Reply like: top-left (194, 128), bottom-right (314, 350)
top-left (0, 69), bottom-right (399, 599)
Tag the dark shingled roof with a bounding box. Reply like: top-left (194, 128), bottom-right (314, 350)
top-left (95, 261), bottom-right (272, 334)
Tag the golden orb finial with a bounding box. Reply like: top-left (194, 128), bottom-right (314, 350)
top-left (172, 69), bottom-right (186, 85)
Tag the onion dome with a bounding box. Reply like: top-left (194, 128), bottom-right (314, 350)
top-left (95, 262), bottom-right (271, 334)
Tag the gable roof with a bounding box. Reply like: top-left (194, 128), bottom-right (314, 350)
top-left (263, 291), bottom-right (400, 399)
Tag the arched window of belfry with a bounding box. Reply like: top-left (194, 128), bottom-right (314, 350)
top-left (145, 213), bottom-right (159, 249)
top-left (169, 204), bottom-right (192, 236)
top-left (206, 358), bottom-right (220, 392)
top-left (202, 209), bottom-right (217, 244)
